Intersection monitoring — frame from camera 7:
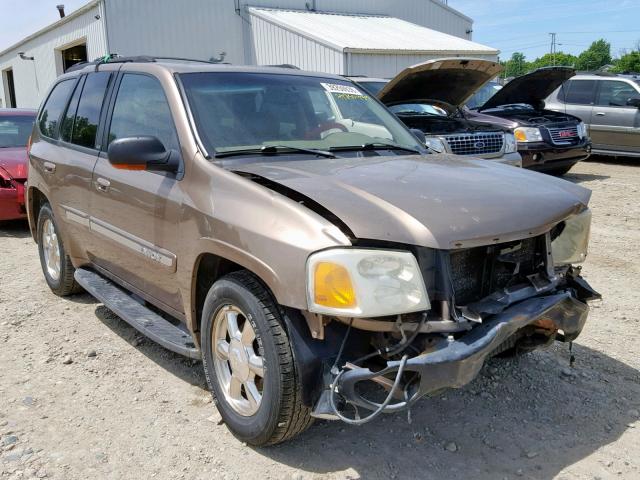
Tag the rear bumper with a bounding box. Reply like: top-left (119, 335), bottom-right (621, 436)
top-left (0, 183), bottom-right (27, 221)
top-left (519, 140), bottom-right (591, 170)
top-left (325, 283), bottom-right (595, 416)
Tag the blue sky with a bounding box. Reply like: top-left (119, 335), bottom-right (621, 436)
top-left (2, 0), bottom-right (640, 61)
top-left (451, 0), bottom-right (640, 61)
top-left (0, 0), bottom-right (88, 51)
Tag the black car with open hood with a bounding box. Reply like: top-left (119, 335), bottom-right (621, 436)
top-left (467, 67), bottom-right (591, 174)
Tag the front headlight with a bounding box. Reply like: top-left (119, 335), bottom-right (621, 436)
top-left (306, 248), bottom-right (430, 317)
top-left (552, 209), bottom-right (592, 265)
top-left (576, 122), bottom-right (587, 139)
top-left (424, 137), bottom-right (445, 153)
top-left (504, 133), bottom-right (517, 153)
top-left (514, 127), bottom-right (543, 143)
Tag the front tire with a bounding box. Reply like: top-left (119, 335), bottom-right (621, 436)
top-left (37, 203), bottom-right (81, 296)
top-left (201, 271), bottom-right (312, 446)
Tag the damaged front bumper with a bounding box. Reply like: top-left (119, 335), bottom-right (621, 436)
top-left (314, 279), bottom-right (598, 419)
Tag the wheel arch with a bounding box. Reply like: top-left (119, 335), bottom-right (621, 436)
top-left (27, 186), bottom-right (49, 242)
top-left (189, 248), bottom-right (284, 346)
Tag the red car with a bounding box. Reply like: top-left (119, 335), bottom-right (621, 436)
top-left (0, 109), bottom-right (36, 221)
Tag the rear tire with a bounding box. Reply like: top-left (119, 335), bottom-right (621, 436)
top-left (201, 271), bottom-right (312, 446)
top-left (37, 203), bottom-right (82, 296)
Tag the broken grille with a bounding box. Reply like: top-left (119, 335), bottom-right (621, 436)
top-left (443, 132), bottom-right (504, 156)
top-left (449, 236), bottom-right (543, 306)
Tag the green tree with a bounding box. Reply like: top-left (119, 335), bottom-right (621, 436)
top-left (529, 52), bottom-right (578, 70)
top-left (611, 43), bottom-right (640, 73)
top-left (502, 52), bottom-right (529, 78)
top-left (575, 39), bottom-right (612, 71)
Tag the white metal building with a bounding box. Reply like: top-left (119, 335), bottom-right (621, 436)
top-left (0, 0), bottom-right (498, 109)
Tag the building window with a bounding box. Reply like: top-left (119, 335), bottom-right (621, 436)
top-left (61, 44), bottom-right (87, 72)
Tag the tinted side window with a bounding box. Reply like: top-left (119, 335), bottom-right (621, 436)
top-left (559, 80), bottom-right (597, 105)
top-left (71, 72), bottom-right (112, 148)
top-left (60, 77), bottom-right (84, 142)
top-left (38, 79), bottom-right (76, 138)
top-left (596, 80), bottom-right (640, 107)
top-left (108, 74), bottom-right (178, 150)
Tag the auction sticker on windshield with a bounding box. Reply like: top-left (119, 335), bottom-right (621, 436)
top-left (321, 83), bottom-right (365, 96)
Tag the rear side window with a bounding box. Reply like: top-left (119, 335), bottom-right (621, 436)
top-left (71, 72), bottom-right (112, 148)
top-left (107, 74), bottom-right (178, 151)
top-left (596, 80), bottom-right (640, 107)
top-left (38, 79), bottom-right (76, 138)
top-left (60, 78), bottom-right (84, 142)
top-left (558, 80), bottom-right (597, 105)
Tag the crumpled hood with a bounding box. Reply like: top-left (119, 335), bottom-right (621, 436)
top-left (0, 147), bottom-right (29, 179)
top-left (232, 154), bottom-right (591, 249)
top-left (480, 66), bottom-right (575, 110)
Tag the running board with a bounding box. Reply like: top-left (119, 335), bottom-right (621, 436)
top-left (74, 268), bottom-right (201, 359)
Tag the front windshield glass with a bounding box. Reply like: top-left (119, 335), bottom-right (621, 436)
top-left (356, 81), bottom-right (388, 96)
top-left (179, 72), bottom-right (422, 155)
top-left (466, 82), bottom-right (502, 109)
top-left (389, 103), bottom-right (448, 116)
top-left (0, 115), bottom-right (35, 148)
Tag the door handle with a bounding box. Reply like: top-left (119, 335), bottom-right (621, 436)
top-left (43, 162), bottom-right (56, 173)
top-left (595, 112), bottom-right (606, 116)
top-left (95, 177), bottom-right (111, 192)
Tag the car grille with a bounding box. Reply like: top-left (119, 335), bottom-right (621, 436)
top-left (547, 125), bottom-right (579, 145)
top-left (449, 236), bottom-right (542, 305)
top-left (444, 132), bottom-right (504, 156)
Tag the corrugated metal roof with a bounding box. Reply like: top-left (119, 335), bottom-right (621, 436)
top-left (248, 8), bottom-right (498, 55)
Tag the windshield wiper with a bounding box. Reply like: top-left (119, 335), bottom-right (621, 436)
top-left (215, 145), bottom-right (336, 159)
top-left (330, 142), bottom-right (422, 155)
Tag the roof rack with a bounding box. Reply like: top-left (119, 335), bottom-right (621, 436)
top-left (65, 54), bottom-right (216, 73)
top-left (576, 70), bottom-right (617, 77)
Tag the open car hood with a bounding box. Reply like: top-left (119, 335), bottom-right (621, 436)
top-left (231, 154), bottom-right (591, 250)
top-left (479, 67), bottom-right (575, 110)
top-left (377, 58), bottom-right (503, 108)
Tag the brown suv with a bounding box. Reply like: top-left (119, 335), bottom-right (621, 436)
top-left (27, 56), bottom-right (599, 446)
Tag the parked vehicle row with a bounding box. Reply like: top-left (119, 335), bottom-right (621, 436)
top-left (354, 60), bottom-right (593, 175)
top-left (24, 56), bottom-right (599, 446)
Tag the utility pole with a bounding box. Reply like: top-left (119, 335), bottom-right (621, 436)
top-left (549, 32), bottom-right (557, 65)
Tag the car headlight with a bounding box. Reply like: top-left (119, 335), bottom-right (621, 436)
top-left (576, 122), bottom-right (587, 139)
top-left (306, 248), bottom-right (430, 317)
top-left (514, 127), bottom-right (543, 143)
top-left (551, 209), bottom-right (591, 265)
top-left (504, 133), bottom-right (517, 153)
top-left (424, 137), bottom-right (445, 153)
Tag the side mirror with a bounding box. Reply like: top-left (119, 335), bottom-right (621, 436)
top-left (410, 128), bottom-right (426, 144)
top-left (626, 98), bottom-right (640, 108)
top-left (107, 136), bottom-right (179, 173)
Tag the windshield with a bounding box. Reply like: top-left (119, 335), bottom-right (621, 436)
top-left (179, 72), bottom-right (422, 156)
top-left (466, 82), bottom-right (503, 109)
top-left (389, 103), bottom-right (448, 116)
top-left (0, 115), bottom-right (35, 148)
top-left (356, 81), bottom-right (388, 96)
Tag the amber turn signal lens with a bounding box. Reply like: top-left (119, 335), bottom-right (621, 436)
top-left (313, 262), bottom-right (357, 309)
top-left (514, 130), bottom-right (527, 142)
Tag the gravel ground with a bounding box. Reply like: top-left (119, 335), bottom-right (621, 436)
top-left (1, 158), bottom-right (639, 480)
